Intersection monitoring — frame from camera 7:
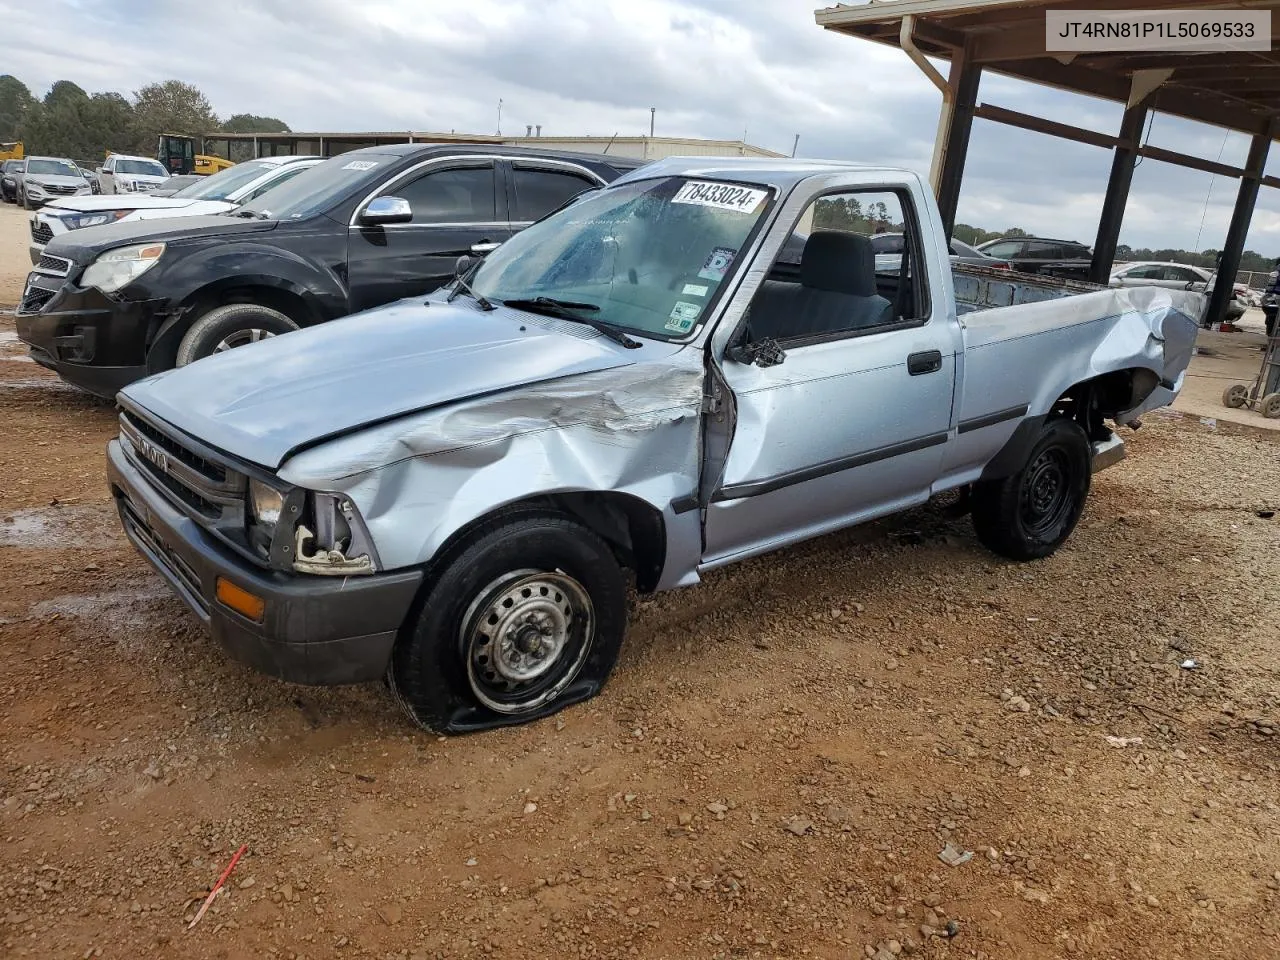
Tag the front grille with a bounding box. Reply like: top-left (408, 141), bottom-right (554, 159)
top-left (18, 283), bottom-right (55, 315)
top-left (118, 410), bottom-right (246, 533)
top-left (138, 461), bottom-right (221, 518)
top-left (35, 253), bottom-right (71, 276)
top-left (122, 411), bottom-right (228, 483)
top-left (30, 221), bottom-right (53, 244)
top-left (43, 184), bottom-right (78, 196)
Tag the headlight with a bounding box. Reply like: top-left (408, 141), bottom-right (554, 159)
top-left (64, 210), bottom-right (129, 230)
top-left (123, 180), bottom-right (137, 192)
top-left (80, 242), bottom-right (165, 294)
top-left (249, 479), bottom-right (284, 530)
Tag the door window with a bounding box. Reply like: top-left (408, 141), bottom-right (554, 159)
top-left (1124, 264), bottom-right (1164, 280)
top-left (512, 166), bottom-right (598, 222)
top-left (1025, 241), bottom-right (1063, 259)
top-left (746, 189), bottom-right (927, 343)
top-left (389, 165), bottom-right (497, 224)
top-left (981, 240), bottom-right (1024, 259)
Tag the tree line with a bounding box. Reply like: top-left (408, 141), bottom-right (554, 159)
top-left (953, 223), bottom-right (1277, 274)
top-left (0, 74), bottom-right (289, 165)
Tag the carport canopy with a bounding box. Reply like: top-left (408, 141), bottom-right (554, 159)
top-left (815, 0), bottom-right (1280, 323)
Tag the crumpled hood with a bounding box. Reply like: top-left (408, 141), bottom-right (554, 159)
top-left (44, 194), bottom-right (205, 214)
top-left (122, 299), bottom-right (677, 469)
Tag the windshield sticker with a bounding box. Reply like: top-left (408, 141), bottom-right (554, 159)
top-left (698, 247), bottom-right (736, 282)
top-left (666, 300), bottom-right (702, 334)
top-left (342, 160), bottom-right (379, 171)
top-left (681, 283), bottom-right (709, 297)
top-left (673, 181), bottom-right (767, 214)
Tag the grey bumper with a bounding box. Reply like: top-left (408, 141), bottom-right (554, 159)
top-left (107, 438), bottom-right (423, 685)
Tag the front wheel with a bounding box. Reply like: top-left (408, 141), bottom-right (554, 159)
top-left (971, 418), bottom-right (1092, 561)
top-left (388, 513), bottom-right (629, 733)
top-left (175, 303), bottom-right (299, 366)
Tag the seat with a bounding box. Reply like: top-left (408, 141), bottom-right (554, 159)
top-left (748, 231), bottom-right (895, 340)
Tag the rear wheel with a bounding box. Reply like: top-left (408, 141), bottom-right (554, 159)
top-left (175, 303), bottom-right (299, 366)
top-left (388, 513), bottom-right (628, 733)
top-left (971, 418), bottom-right (1092, 561)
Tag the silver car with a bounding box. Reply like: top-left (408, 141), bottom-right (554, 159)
top-left (1110, 261), bottom-right (1246, 322)
top-left (16, 156), bottom-right (92, 210)
top-left (106, 157), bottom-right (1199, 733)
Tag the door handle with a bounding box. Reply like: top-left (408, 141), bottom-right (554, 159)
top-left (470, 241), bottom-right (501, 254)
top-left (907, 350), bottom-right (943, 375)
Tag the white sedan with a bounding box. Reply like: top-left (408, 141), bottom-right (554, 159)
top-left (29, 156), bottom-right (320, 263)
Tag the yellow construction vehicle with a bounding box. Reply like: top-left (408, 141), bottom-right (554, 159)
top-left (157, 134), bottom-right (234, 176)
top-left (0, 141), bottom-right (23, 162)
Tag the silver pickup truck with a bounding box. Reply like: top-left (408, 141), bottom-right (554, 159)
top-left (106, 158), bottom-right (1200, 733)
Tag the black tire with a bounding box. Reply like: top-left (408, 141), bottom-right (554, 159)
top-left (175, 303), bottom-right (299, 366)
top-left (1266, 309), bottom-right (1277, 338)
top-left (388, 513), bottom-right (629, 734)
top-left (971, 418), bottom-right (1092, 561)
top-left (22, 191), bottom-right (35, 211)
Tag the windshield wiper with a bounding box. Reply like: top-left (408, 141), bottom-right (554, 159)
top-left (233, 209), bottom-right (268, 219)
top-left (446, 272), bottom-right (495, 311)
top-left (502, 297), bottom-right (642, 349)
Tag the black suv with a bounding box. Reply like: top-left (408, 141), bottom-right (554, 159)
top-left (975, 236), bottom-right (1093, 280)
top-left (16, 144), bottom-right (644, 397)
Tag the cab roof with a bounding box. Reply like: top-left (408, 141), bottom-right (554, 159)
top-left (609, 156), bottom-right (921, 191)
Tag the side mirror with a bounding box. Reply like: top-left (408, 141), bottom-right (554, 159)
top-left (454, 254), bottom-right (477, 278)
top-left (359, 196), bottom-right (412, 226)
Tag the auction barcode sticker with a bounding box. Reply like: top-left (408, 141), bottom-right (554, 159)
top-left (673, 181), bottom-right (767, 214)
top-left (1046, 10), bottom-right (1270, 52)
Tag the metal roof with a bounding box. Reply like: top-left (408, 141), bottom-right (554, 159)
top-left (816, 0), bottom-right (1280, 135)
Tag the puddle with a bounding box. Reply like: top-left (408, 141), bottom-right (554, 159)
top-left (0, 330), bottom-right (17, 344)
top-left (0, 505), bottom-right (117, 548)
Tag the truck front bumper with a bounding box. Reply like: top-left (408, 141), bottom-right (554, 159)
top-left (107, 438), bottom-right (423, 685)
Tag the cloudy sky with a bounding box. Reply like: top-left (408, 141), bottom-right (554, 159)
top-left (7, 0), bottom-right (1280, 255)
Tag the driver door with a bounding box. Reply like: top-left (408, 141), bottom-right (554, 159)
top-left (701, 188), bottom-right (960, 565)
top-left (346, 159), bottom-right (512, 313)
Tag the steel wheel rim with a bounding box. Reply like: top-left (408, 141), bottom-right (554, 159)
top-left (1020, 448), bottom-right (1074, 537)
top-left (213, 328), bottom-right (276, 353)
top-left (462, 569), bottom-right (595, 714)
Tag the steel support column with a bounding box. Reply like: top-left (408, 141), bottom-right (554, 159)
top-left (1089, 103), bottom-right (1148, 285)
top-left (935, 46), bottom-right (981, 240)
top-left (1206, 122), bottom-right (1273, 327)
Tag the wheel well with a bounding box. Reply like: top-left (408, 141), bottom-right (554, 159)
top-left (435, 493), bottom-right (668, 594)
top-left (1052, 368), bottom-right (1159, 441)
top-left (147, 283), bottom-right (317, 372)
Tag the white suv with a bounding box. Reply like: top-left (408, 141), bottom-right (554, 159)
top-left (29, 155), bottom-right (321, 263)
top-left (98, 154), bottom-right (171, 195)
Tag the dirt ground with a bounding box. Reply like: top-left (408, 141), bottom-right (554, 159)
top-left (0, 201), bottom-right (1278, 960)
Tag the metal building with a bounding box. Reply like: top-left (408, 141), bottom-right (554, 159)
top-left (205, 131), bottom-right (782, 164)
top-left (816, 0), bottom-right (1280, 324)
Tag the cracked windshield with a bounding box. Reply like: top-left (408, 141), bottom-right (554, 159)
top-left (471, 176), bottom-right (772, 338)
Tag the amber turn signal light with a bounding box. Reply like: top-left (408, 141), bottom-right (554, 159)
top-left (215, 577), bottom-right (265, 622)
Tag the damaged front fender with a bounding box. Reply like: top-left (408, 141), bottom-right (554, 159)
top-left (279, 356), bottom-right (708, 586)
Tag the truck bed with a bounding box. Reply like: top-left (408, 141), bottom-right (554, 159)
top-left (953, 263), bottom-right (1104, 315)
